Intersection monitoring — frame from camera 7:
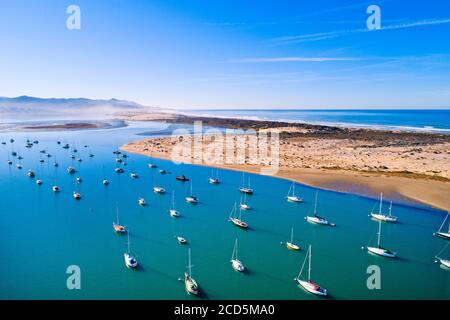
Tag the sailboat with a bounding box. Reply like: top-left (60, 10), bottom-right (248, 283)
top-left (73, 191), bottom-right (81, 200)
top-left (153, 186), bottom-right (166, 194)
top-left (177, 236), bottom-right (187, 244)
top-left (184, 249), bottom-right (199, 295)
top-left (238, 173), bottom-right (253, 195)
top-left (286, 228), bottom-right (301, 251)
top-left (185, 180), bottom-right (199, 204)
top-left (433, 212), bottom-right (450, 240)
top-left (169, 191), bottom-right (181, 217)
top-left (363, 220), bottom-right (396, 258)
top-left (27, 170), bottom-right (35, 178)
top-left (435, 244), bottom-right (450, 268)
top-left (52, 185), bottom-right (61, 193)
top-left (230, 238), bottom-right (245, 272)
top-left (239, 195), bottom-right (251, 210)
top-left (209, 168), bottom-right (220, 184)
top-left (124, 232), bottom-right (138, 269)
top-left (286, 181), bottom-right (303, 203)
top-left (370, 193), bottom-right (397, 223)
top-left (138, 197), bottom-right (146, 206)
top-left (113, 204), bottom-right (126, 234)
top-left (305, 192), bottom-right (336, 226)
top-left (229, 202), bottom-right (248, 229)
top-left (103, 179), bottom-right (109, 186)
top-left (294, 245), bottom-right (327, 296)
top-left (130, 172), bottom-right (139, 179)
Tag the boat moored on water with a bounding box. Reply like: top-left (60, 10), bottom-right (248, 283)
top-left (177, 236), bottom-right (187, 244)
top-left (27, 170), bottom-right (35, 178)
top-left (305, 191), bottom-right (336, 227)
top-left (124, 232), bottom-right (138, 269)
top-left (370, 193), bottom-right (397, 223)
top-left (286, 181), bottom-right (303, 203)
top-left (130, 172), bottom-right (139, 179)
top-left (433, 212), bottom-right (450, 240)
top-left (103, 179), bottom-right (109, 186)
top-left (185, 180), bottom-right (199, 204)
top-left (169, 192), bottom-right (181, 217)
top-left (138, 198), bottom-right (146, 206)
top-left (115, 167), bottom-right (124, 174)
top-left (286, 228), bottom-right (301, 251)
top-left (113, 205), bottom-right (126, 234)
top-left (36, 179), bottom-right (43, 186)
top-left (230, 238), bottom-right (245, 272)
top-left (184, 249), bottom-right (198, 295)
top-left (153, 186), bottom-right (166, 194)
top-left (295, 245), bottom-right (327, 296)
top-left (363, 220), bottom-right (397, 258)
top-left (67, 166), bottom-right (76, 174)
top-left (238, 173), bottom-right (253, 194)
top-left (229, 203), bottom-right (248, 229)
top-left (52, 185), bottom-right (61, 193)
top-left (73, 192), bottom-right (81, 200)
top-left (176, 175), bottom-right (189, 181)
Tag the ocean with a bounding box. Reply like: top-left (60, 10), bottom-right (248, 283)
top-left (181, 109), bottom-right (450, 133)
top-left (0, 121), bottom-right (449, 299)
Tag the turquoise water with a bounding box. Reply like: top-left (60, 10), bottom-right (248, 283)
top-left (184, 109), bottom-right (450, 133)
top-left (0, 122), bottom-right (449, 300)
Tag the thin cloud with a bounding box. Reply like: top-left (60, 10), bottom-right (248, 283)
top-left (268, 18), bottom-right (450, 46)
top-left (228, 57), bottom-right (362, 63)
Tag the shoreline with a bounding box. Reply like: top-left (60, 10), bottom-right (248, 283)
top-left (121, 139), bottom-right (450, 211)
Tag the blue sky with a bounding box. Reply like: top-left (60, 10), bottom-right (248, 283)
top-left (0, 0), bottom-right (450, 109)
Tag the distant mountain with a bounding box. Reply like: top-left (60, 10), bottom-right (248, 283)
top-left (0, 96), bottom-right (155, 119)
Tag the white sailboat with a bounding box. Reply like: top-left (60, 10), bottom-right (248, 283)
top-left (73, 191), bottom-right (81, 200)
top-left (370, 193), bottom-right (397, 223)
top-left (177, 236), bottom-right (187, 244)
top-left (169, 191), bottom-right (181, 217)
top-left (434, 244), bottom-right (450, 268)
top-left (433, 212), bottom-right (450, 240)
top-left (153, 186), bottom-right (166, 194)
top-left (138, 197), bottom-right (146, 206)
top-left (294, 245), bottom-right (327, 296)
top-left (363, 220), bottom-right (397, 258)
top-left (229, 202), bottom-right (248, 229)
top-left (113, 204), bottom-right (126, 234)
top-left (52, 185), bottom-right (61, 193)
top-left (184, 249), bottom-right (199, 295)
top-left (230, 238), bottom-right (245, 272)
top-left (305, 192), bottom-right (336, 226)
top-left (185, 180), bottom-right (199, 204)
top-left (130, 172), bottom-right (139, 179)
top-left (238, 172), bottom-right (253, 194)
top-left (239, 195), bottom-right (251, 210)
top-left (209, 168), bottom-right (220, 184)
top-left (286, 181), bottom-right (303, 203)
top-left (124, 232), bottom-right (138, 269)
top-left (286, 228), bottom-right (301, 251)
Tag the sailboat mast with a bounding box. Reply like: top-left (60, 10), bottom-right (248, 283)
top-left (235, 239), bottom-right (238, 260)
top-left (377, 220), bottom-right (382, 247)
top-left (116, 203), bottom-right (120, 224)
top-left (188, 249), bottom-right (192, 278)
top-left (314, 191), bottom-right (318, 216)
top-left (308, 245), bottom-right (312, 281)
top-left (290, 228), bottom-right (294, 243)
top-left (388, 201), bottom-right (392, 217)
top-left (172, 191), bottom-right (175, 209)
top-left (379, 192), bottom-right (383, 214)
top-left (127, 232), bottom-right (131, 253)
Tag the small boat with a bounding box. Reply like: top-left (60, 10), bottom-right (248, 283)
top-left (239, 195), bottom-right (251, 210)
top-left (159, 169), bottom-right (167, 174)
top-left (176, 174), bottom-right (189, 182)
top-left (138, 198), bottom-right (146, 206)
top-left (436, 257), bottom-right (450, 268)
top-left (67, 166), bottom-right (77, 174)
top-left (153, 186), bottom-right (166, 194)
top-left (39, 159), bottom-right (44, 163)
top-left (177, 236), bottom-right (187, 244)
top-left (70, 155), bottom-right (75, 159)
top-left (115, 168), bottom-right (124, 174)
top-left (122, 154), bottom-right (128, 158)
top-left (169, 192), bottom-right (181, 217)
top-left (76, 177), bottom-right (82, 183)
top-left (229, 203), bottom-right (248, 229)
top-left (286, 228), bottom-right (301, 251)
top-left (130, 172), bottom-right (139, 179)
top-left (53, 162), bottom-right (59, 167)
top-left (305, 191), bottom-right (336, 227)
top-left (11, 151), bottom-right (17, 157)
top-left (76, 158), bottom-right (82, 162)
top-left (238, 173), bottom-right (253, 195)
top-left (295, 245), bottom-right (327, 296)
top-left (10, 138), bottom-right (14, 143)
top-left (73, 192), bottom-right (81, 200)
top-left (115, 158), bottom-right (123, 163)
top-left (52, 185), bottom-right (61, 193)
top-left (46, 154), bottom-right (52, 158)
top-left (7, 160), bottom-right (12, 165)
top-left (363, 220), bottom-right (397, 258)
top-left (370, 193), bottom-right (397, 223)
top-left (36, 179), bottom-right (43, 186)
top-left (62, 144), bottom-right (70, 149)
top-left (102, 179), bottom-right (109, 186)
top-left (124, 232), bottom-right (138, 269)
top-left (185, 180), bottom-right (199, 204)
top-left (57, 141), bottom-right (61, 145)
top-left (209, 168), bottom-right (220, 184)
top-left (16, 164), bottom-right (23, 170)
top-left (89, 153), bottom-right (94, 158)
top-left (230, 238), bottom-right (245, 272)
top-left (148, 163), bottom-right (157, 168)
top-left (113, 150), bottom-right (121, 155)
top-left (27, 170), bottom-right (35, 178)
top-left (433, 212), bottom-right (450, 240)
top-left (286, 181), bottom-right (303, 203)
top-left (113, 205), bottom-right (126, 234)
top-left (184, 249), bottom-right (199, 295)
top-left (18, 156), bottom-right (23, 160)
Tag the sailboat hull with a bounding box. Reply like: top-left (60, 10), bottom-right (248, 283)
top-left (367, 247), bottom-right (396, 258)
top-left (170, 209), bottom-right (180, 217)
top-left (437, 258), bottom-right (450, 268)
top-left (286, 242), bottom-right (300, 251)
top-left (184, 273), bottom-right (198, 295)
top-left (231, 259), bottom-right (245, 272)
top-left (434, 232), bottom-right (450, 240)
top-left (287, 196), bottom-right (302, 203)
top-left (297, 280), bottom-right (327, 296)
top-left (306, 216), bottom-right (329, 225)
top-left (370, 213), bottom-right (397, 223)
top-left (124, 253), bottom-right (138, 268)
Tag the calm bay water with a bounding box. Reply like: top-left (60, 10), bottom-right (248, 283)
top-left (0, 121), bottom-right (449, 299)
top-left (183, 109), bottom-right (450, 133)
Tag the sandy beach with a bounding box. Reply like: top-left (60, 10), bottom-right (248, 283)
top-left (121, 115), bottom-right (450, 211)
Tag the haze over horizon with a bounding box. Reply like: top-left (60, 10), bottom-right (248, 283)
top-left (1, 0), bottom-right (450, 109)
